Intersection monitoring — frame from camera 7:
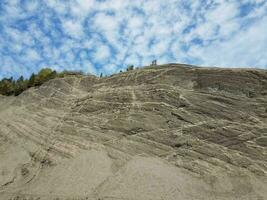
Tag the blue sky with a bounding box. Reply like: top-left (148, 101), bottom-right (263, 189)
top-left (0, 0), bottom-right (267, 79)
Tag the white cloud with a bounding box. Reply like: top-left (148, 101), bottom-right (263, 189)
top-left (62, 20), bottom-right (84, 39)
top-left (188, 16), bottom-right (267, 68)
top-left (219, 20), bottom-right (239, 38)
top-left (0, 0), bottom-right (267, 79)
top-left (151, 39), bottom-right (172, 57)
top-left (102, 63), bottom-right (118, 74)
top-left (93, 44), bottom-right (111, 63)
top-left (24, 49), bottom-right (40, 61)
top-left (191, 22), bottom-right (218, 41)
top-left (93, 12), bottom-right (120, 33)
top-left (127, 16), bottom-right (144, 30)
top-left (205, 1), bottom-right (239, 24)
top-left (85, 60), bottom-right (97, 75)
top-left (124, 54), bottom-right (141, 66)
top-left (71, 0), bottom-right (95, 19)
top-left (24, 0), bottom-right (39, 12)
top-left (46, 0), bottom-right (69, 15)
top-left (0, 56), bottom-right (26, 78)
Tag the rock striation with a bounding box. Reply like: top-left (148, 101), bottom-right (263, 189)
top-left (0, 64), bottom-right (266, 200)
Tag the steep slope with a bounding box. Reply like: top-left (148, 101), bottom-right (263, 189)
top-left (0, 64), bottom-right (266, 200)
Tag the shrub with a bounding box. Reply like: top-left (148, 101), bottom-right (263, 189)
top-left (0, 78), bottom-right (15, 96)
top-left (126, 65), bottom-right (134, 71)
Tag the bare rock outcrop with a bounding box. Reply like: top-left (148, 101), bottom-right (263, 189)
top-left (0, 64), bottom-right (266, 200)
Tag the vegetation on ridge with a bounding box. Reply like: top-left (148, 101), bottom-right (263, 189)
top-left (0, 68), bottom-right (84, 96)
top-left (0, 61), bottom-right (154, 96)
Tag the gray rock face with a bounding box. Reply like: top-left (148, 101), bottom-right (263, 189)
top-left (0, 64), bottom-right (266, 200)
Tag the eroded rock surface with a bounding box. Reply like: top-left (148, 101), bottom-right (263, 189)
top-left (0, 64), bottom-right (266, 200)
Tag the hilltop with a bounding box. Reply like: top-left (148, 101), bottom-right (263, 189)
top-left (0, 63), bottom-right (266, 200)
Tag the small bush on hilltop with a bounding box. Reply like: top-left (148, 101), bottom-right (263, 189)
top-left (57, 70), bottom-right (84, 77)
top-left (126, 65), bottom-right (134, 71)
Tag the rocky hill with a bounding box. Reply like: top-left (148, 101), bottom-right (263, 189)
top-left (0, 64), bottom-right (266, 200)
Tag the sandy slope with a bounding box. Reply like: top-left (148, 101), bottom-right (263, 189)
top-left (0, 64), bottom-right (266, 200)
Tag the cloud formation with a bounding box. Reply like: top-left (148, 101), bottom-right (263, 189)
top-left (0, 0), bottom-right (266, 79)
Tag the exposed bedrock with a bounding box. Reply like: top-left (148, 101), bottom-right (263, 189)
top-left (0, 64), bottom-right (266, 199)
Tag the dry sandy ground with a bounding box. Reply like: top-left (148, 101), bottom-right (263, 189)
top-left (0, 64), bottom-right (266, 199)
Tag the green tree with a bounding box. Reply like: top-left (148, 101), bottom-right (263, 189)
top-left (46, 70), bottom-right (57, 80)
top-left (35, 68), bottom-right (53, 86)
top-left (28, 73), bottom-right (36, 88)
top-left (0, 67), bottom-right (85, 96)
top-left (0, 77), bottom-right (15, 95)
top-left (14, 76), bottom-right (27, 96)
top-left (38, 68), bottom-right (53, 80)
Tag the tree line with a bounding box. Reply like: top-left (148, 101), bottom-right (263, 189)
top-left (0, 68), bottom-right (83, 96)
top-left (0, 61), bottom-right (157, 96)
